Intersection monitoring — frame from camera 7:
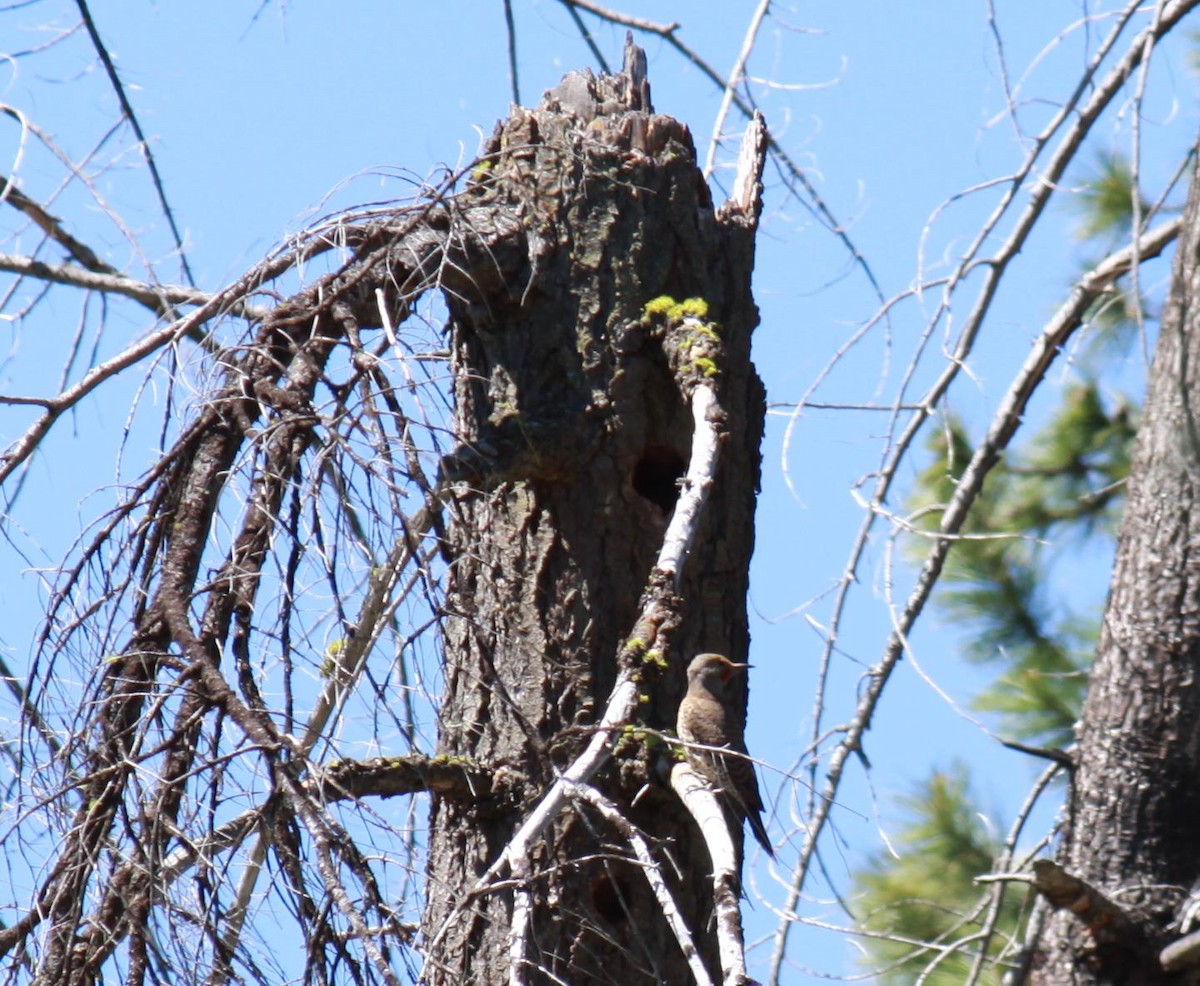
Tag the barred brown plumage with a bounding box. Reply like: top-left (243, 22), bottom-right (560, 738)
top-left (676, 653), bottom-right (774, 857)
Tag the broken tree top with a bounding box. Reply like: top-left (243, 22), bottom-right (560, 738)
top-left (485, 35), bottom-right (674, 171)
top-left (547, 33), bottom-right (653, 120)
top-left (471, 35), bottom-right (766, 233)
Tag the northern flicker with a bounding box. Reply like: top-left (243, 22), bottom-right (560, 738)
top-left (676, 652), bottom-right (774, 857)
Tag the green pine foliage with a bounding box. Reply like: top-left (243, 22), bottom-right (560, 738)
top-left (1071, 151), bottom-right (1148, 244)
top-left (1072, 150), bottom-right (1160, 360)
top-left (853, 766), bottom-right (1025, 984)
top-left (914, 381), bottom-right (1133, 747)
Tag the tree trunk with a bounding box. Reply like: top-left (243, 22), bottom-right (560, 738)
top-left (1033, 138), bottom-right (1200, 984)
top-left (420, 55), bottom-right (765, 985)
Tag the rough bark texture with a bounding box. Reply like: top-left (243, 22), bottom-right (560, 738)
top-left (420, 63), bottom-right (764, 984)
top-left (1033, 148), bottom-right (1200, 984)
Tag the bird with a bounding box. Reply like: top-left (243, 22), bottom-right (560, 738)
top-left (676, 652), bottom-right (774, 858)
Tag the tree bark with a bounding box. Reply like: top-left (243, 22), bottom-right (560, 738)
top-left (420, 56), bottom-right (765, 985)
top-left (1033, 138), bottom-right (1200, 984)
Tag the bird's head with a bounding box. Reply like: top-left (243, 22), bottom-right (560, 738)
top-left (685, 653), bottom-right (750, 694)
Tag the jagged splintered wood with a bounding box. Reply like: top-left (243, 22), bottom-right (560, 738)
top-left (423, 46), bottom-right (766, 986)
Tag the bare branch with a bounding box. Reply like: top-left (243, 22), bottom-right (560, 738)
top-left (0, 251), bottom-right (265, 320)
top-left (1031, 859), bottom-right (1142, 942)
top-left (703, 0), bottom-right (770, 180)
top-left (74, 0), bottom-right (195, 285)
top-left (671, 762), bottom-right (749, 986)
top-left (558, 0), bottom-right (678, 36)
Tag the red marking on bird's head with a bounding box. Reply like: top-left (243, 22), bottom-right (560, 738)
top-left (692, 652), bottom-right (750, 683)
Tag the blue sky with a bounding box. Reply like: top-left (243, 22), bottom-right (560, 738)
top-left (2, 2), bottom-right (1198, 981)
